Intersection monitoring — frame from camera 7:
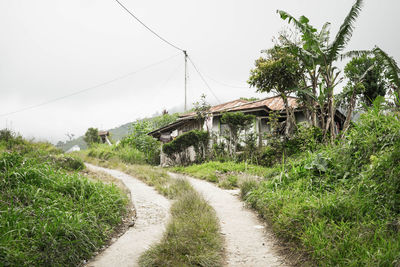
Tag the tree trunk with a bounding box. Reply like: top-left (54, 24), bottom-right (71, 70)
top-left (282, 94), bottom-right (295, 138)
top-left (341, 87), bottom-right (357, 136)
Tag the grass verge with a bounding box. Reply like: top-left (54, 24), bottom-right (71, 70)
top-left (0, 139), bottom-right (128, 266)
top-left (171, 161), bottom-right (273, 189)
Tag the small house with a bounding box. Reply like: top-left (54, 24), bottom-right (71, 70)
top-left (148, 96), bottom-right (345, 165)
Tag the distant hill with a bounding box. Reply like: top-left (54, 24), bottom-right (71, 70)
top-left (57, 122), bottom-right (133, 152)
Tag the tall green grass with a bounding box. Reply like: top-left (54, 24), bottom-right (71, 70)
top-left (0, 134), bottom-right (128, 266)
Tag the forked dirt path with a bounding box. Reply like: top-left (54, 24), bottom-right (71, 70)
top-left (170, 173), bottom-right (287, 267)
top-left (85, 164), bottom-right (170, 267)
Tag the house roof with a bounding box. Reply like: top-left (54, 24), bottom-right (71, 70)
top-left (180, 99), bottom-right (249, 118)
top-left (98, 131), bottom-right (109, 136)
top-left (147, 118), bottom-right (193, 137)
top-left (230, 96), bottom-right (299, 112)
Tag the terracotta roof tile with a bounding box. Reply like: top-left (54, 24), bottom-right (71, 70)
top-left (230, 96), bottom-right (298, 112)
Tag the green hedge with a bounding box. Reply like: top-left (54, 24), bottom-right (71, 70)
top-left (163, 130), bottom-right (209, 157)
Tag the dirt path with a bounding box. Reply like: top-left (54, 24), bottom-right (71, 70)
top-left (85, 164), bottom-right (170, 267)
top-left (170, 173), bottom-right (287, 267)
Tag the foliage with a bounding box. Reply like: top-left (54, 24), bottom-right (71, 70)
top-left (120, 120), bottom-right (161, 165)
top-left (277, 0), bottom-right (365, 140)
top-left (248, 46), bottom-right (303, 95)
top-left (342, 54), bottom-right (387, 107)
top-left (240, 97), bottom-right (260, 102)
top-left (241, 108), bottom-right (400, 266)
top-left (86, 143), bottom-right (147, 165)
top-left (220, 112), bottom-right (255, 157)
top-left (172, 161), bottom-right (277, 185)
top-left (0, 138), bottom-right (128, 266)
top-left (0, 129), bottom-right (25, 149)
top-left (163, 130), bottom-right (209, 164)
top-left (248, 46), bottom-right (302, 136)
top-left (83, 127), bottom-right (101, 146)
top-left (49, 154), bottom-right (85, 171)
top-left (150, 113), bottom-right (180, 130)
top-left (193, 94), bottom-right (211, 128)
top-left (372, 46), bottom-right (400, 107)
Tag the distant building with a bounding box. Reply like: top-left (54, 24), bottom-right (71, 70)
top-left (98, 131), bottom-right (112, 145)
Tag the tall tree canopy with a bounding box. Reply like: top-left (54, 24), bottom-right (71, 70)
top-left (248, 45), bottom-right (303, 136)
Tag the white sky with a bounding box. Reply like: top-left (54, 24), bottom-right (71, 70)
top-left (1, 0), bottom-right (399, 143)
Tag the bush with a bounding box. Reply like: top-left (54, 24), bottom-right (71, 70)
top-left (163, 130), bottom-right (209, 164)
top-left (116, 146), bottom-right (147, 165)
top-left (120, 121), bottom-right (161, 165)
top-left (51, 154), bottom-right (85, 171)
top-left (0, 129), bottom-right (25, 149)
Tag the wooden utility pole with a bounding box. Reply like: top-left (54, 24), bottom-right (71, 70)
top-left (184, 50), bottom-right (188, 111)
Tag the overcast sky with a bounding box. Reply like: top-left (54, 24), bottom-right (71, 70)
top-left (1, 0), bottom-right (399, 143)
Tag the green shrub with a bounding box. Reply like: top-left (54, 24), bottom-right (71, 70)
top-left (117, 146), bottom-right (147, 165)
top-left (51, 154), bottom-right (85, 171)
top-left (163, 130), bottom-right (209, 164)
top-left (0, 129), bottom-right (25, 149)
top-left (120, 120), bottom-right (161, 165)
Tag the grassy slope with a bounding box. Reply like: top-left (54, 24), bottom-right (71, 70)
top-left (173, 109), bottom-right (400, 266)
top-left (0, 139), bottom-right (129, 266)
top-left (78, 150), bottom-right (224, 267)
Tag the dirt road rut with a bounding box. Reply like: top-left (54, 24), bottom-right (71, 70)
top-left (86, 164), bottom-right (170, 267)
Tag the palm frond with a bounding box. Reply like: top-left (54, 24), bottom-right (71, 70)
top-left (328, 0), bottom-right (364, 61)
top-left (319, 22), bottom-right (331, 45)
top-left (277, 10), bottom-right (309, 34)
top-left (340, 50), bottom-right (372, 60)
top-left (373, 47), bottom-right (400, 87)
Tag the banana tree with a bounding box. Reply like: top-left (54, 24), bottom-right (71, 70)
top-left (373, 47), bottom-right (400, 107)
top-left (277, 0), bottom-right (364, 141)
top-left (344, 46), bottom-right (400, 107)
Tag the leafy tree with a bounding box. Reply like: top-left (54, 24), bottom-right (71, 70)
top-left (151, 113), bottom-right (179, 130)
top-left (220, 112), bottom-right (255, 157)
top-left (344, 46), bottom-right (400, 108)
top-left (277, 0), bottom-right (365, 140)
top-left (83, 128), bottom-right (101, 146)
top-left (344, 55), bottom-right (387, 107)
top-left (338, 55), bottom-right (387, 135)
top-left (248, 45), bottom-right (303, 137)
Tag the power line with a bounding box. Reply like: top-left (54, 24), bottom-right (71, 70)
top-left (204, 74), bottom-right (250, 90)
top-left (0, 54), bottom-right (180, 118)
top-left (187, 56), bottom-right (221, 103)
top-left (114, 0), bottom-right (184, 52)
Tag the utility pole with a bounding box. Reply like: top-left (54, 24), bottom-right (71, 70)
top-left (183, 50), bottom-right (188, 111)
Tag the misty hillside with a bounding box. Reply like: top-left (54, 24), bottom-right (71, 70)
top-left (57, 122), bottom-right (132, 151)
